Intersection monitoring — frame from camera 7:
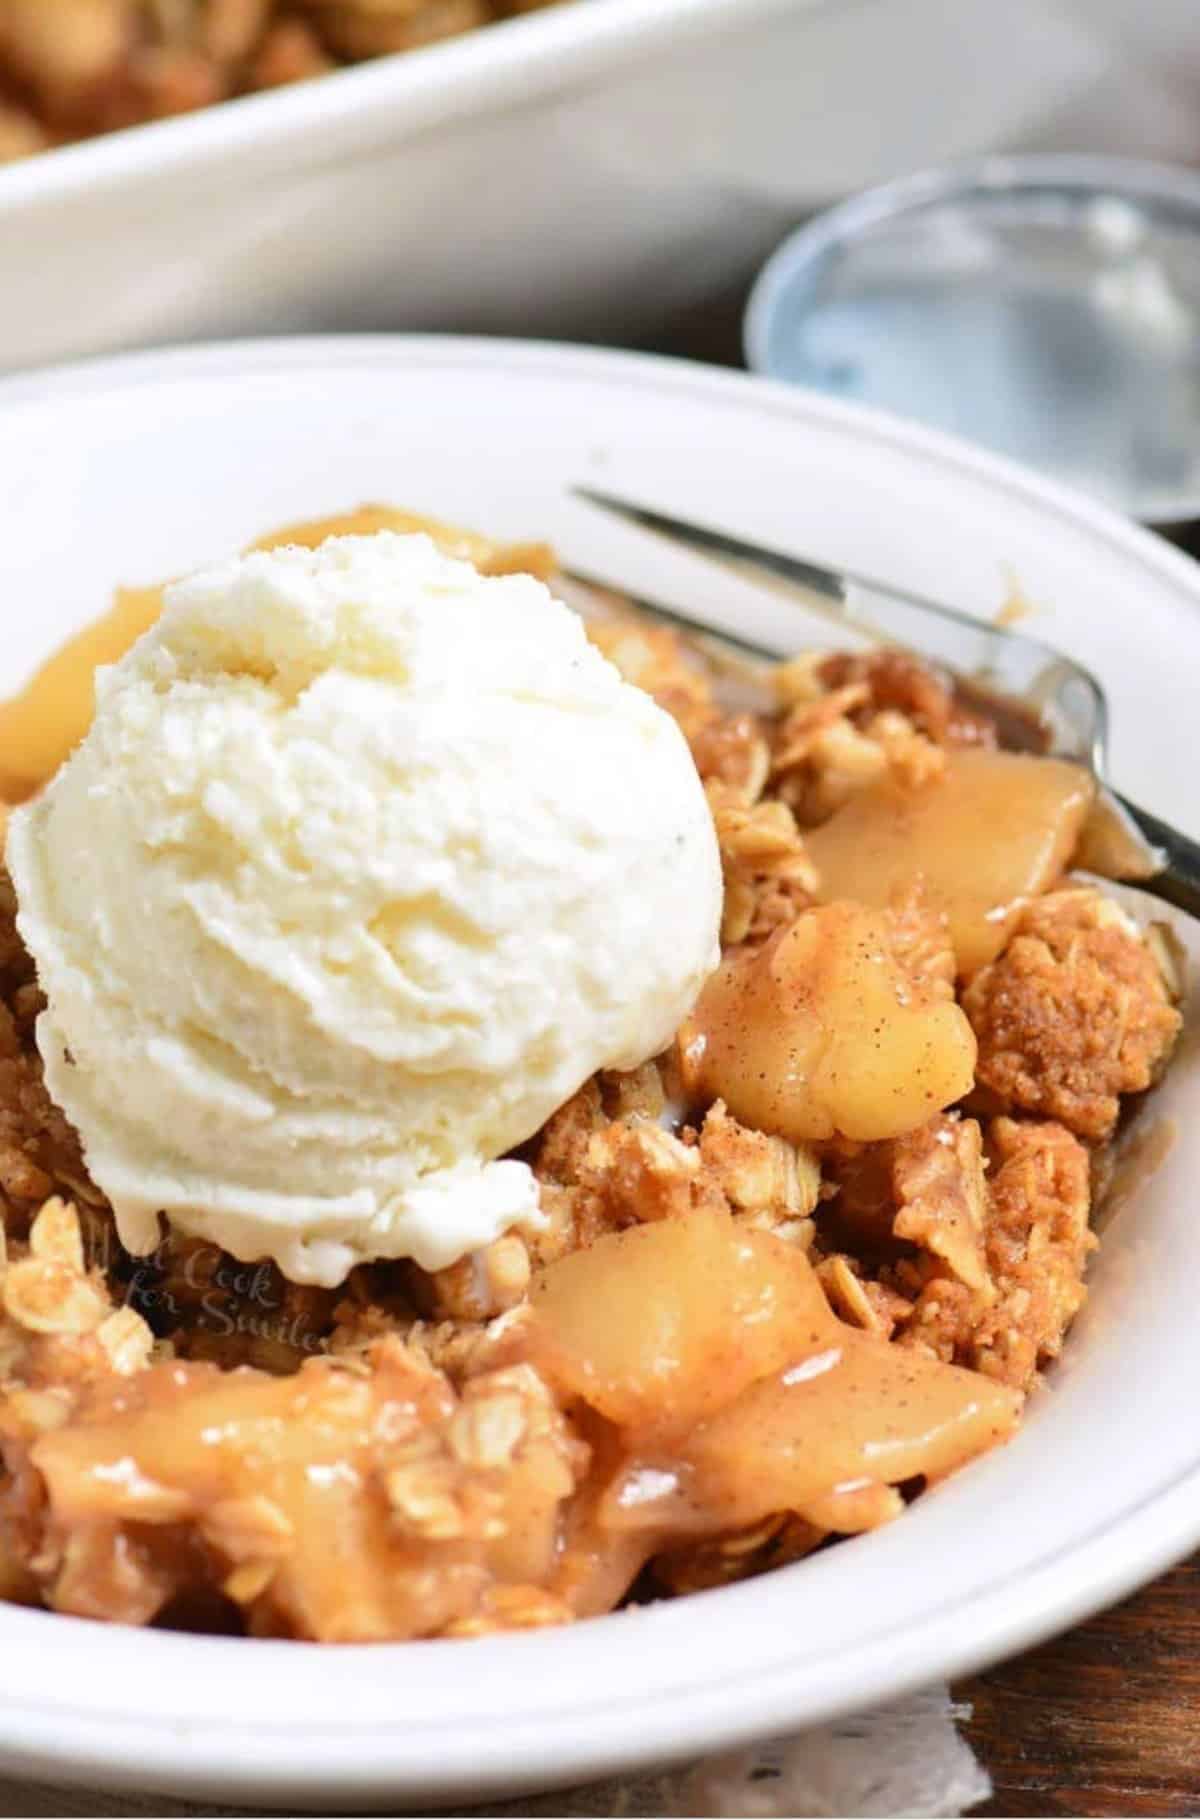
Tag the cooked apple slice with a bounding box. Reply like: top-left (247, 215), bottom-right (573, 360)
top-left (0, 585), bottom-right (163, 801)
top-left (528, 1205), bottom-right (830, 1439)
top-left (679, 903), bottom-right (977, 1144)
top-left (673, 1328), bottom-right (1021, 1532)
top-left (805, 749), bottom-right (1094, 975)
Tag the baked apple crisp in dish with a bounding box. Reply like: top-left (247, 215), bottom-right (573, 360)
top-left (0, 0), bottom-right (566, 164)
top-left (0, 503), bottom-right (1182, 1644)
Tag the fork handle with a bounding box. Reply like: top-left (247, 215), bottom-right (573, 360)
top-left (1113, 792), bottom-right (1200, 923)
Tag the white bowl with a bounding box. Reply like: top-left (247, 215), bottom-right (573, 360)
top-left (0, 336), bottom-right (1197, 1810)
top-left (744, 154), bottom-right (1200, 525)
top-left (4, 0), bottom-right (1200, 372)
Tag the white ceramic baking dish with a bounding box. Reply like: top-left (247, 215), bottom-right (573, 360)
top-left (2, 0), bottom-right (1200, 372)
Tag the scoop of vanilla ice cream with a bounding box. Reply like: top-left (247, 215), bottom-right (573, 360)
top-left (9, 534), bottom-right (721, 1285)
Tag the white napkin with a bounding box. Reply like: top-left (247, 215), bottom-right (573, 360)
top-left (0, 1685), bottom-right (989, 1818)
top-left (674, 1689), bottom-right (990, 1819)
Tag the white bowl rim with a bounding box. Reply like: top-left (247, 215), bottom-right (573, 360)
top-left (0, 334), bottom-right (1198, 1805)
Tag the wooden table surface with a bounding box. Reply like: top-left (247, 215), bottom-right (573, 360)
top-left (641, 281), bottom-right (1200, 1820)
top-left (961, 1556), bottom-right (1200, 1816)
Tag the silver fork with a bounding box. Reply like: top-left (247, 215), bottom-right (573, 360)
top-left (569, 486), bottom-right (1200, 923)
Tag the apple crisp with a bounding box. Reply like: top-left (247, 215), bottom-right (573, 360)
top-left (0, 0), bottom-right (565, 163)
top-left (0, 509), bottom-right (1184, 1641)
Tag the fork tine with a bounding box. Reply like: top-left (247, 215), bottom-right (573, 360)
top-left (574, 484), bottom-right (1063, 650)
top-left (571, 483), bottom-right (1110, 771)
top-left (572, 486), bottom-right (844, 603)
top-left (569, 489), bottom-right (1200, 917)
top-left (560, 565), bottom-right (781, 666)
